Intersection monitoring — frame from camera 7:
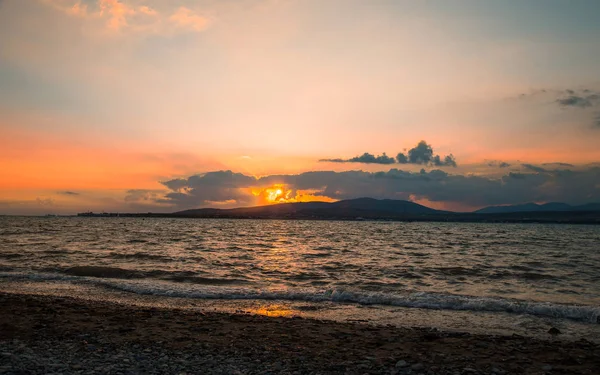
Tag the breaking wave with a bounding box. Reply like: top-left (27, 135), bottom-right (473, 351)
top-left (1, 270), bottom-right (599, 324)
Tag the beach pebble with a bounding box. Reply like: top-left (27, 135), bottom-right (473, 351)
top-left (395, 360), bottom-right (409, 368)
top-left (411, 363), bottom-right (424, 371)
top-left (548, 327), bottom-right (561, 335)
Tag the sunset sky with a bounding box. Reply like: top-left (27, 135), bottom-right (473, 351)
top-left (1, 0), bottom-right (600, 214)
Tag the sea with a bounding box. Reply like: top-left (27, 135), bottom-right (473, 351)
top-left (1, 217), bottom-right (600, 341)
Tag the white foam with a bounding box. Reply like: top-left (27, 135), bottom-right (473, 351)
top-left (1, 271), bottom-right (599, 323)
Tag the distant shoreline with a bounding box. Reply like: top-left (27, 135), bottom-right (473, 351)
top-left (71, 211), bottom-right (600, 224)
top-left (72, 197), bottom-right (600, 224)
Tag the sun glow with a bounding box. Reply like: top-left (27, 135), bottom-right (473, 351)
top-left (250, 184), bottom-right (337, 205)
top-left (260, 184), bottom-right (290, 203)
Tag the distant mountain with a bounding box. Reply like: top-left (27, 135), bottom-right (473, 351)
top-left (475, 202), bottom-right (600, 214)
top-left (174, 198), bottom-right (442, 219)
top-left (76, 197), bottom-right (600, 223)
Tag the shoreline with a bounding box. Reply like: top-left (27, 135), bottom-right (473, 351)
top-left (1, 292), bottom-right (599, 374)
top-left (29, 214), bottom-right (600, 225)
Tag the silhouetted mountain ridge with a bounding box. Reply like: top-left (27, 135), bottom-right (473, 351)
top-left (175, 197), bottom-right (442, 218)
top-left (78, 198), bottom-right (600, 223)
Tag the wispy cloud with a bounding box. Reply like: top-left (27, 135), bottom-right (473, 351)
top-left (487, 160), bottom-right (511, 168)
top-left (516, 88), bottom-right (600, 129)
top-left (542, 162), bottom-right (574, 168)
top-left (556, 90), bottom-right (600, 108)
top-left (169, 6), bottom-right (209, 32)
top-left (57, 191), bottom-right (80, 196)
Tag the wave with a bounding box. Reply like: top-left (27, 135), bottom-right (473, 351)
top-left (126, 239), bottom-right (148, 244)
top-left (107, 252), bottom-right (173, 262)
top-left (64, 266), bottom-right (145, 278)
top-left (166, 276), bottom-right (251, 285)
top-left (59, 266), bottom-right (249, 285)
top-left (1, 271), bottom-right (599, 324)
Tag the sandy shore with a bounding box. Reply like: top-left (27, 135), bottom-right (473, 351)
top-left (0, 292), bottom-right (598, 374)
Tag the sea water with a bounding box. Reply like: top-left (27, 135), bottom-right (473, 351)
top-left (1, 217), bottom-right (599, 340)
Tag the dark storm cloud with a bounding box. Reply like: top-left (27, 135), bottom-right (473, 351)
top-left (155, 166), bottom-right (600, 210)
top-left (595, 113), bottom-right (600, 128)
top-left (321, 141), bottom-right (457, 167)
top-left (58, 191), bottom-right (79, 196)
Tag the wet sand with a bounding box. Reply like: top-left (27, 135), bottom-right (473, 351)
top-left (0, 292), bottom-right (598, 374)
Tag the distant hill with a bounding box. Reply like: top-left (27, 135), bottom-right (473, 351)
top-left (475, 202), bottom-right (600, 214)
top-left (174, 197), bottom-right (442, 219)
top-left (76, 197), bottom-right (600, 223)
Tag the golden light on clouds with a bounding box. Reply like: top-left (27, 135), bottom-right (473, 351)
top-left (251, 185), bottom-right (337, 205)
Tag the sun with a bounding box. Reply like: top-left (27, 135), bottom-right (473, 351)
top-left (250, 184), bottom-right (337, 205)
top-left (265, 186), bottom-right (287, 203)
top-left (251, 184), bottom-right (291, 204)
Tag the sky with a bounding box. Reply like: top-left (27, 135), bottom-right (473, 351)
top-left (1, 0), bottom-right (600, 215)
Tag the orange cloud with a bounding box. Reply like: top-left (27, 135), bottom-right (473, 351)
top-left (66, 2), bottom-right (87, 16)
top-left (98, 0), bottom-right (136, 31)
top-left (169, 6), bottom-right (209, 32)
top-left (42, 1), bottom-right (209, 34)
top-left (138, 5), bottom-right (158, 17)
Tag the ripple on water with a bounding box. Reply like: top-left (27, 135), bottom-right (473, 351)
top-left (1, 217), bottom-right (600, 308)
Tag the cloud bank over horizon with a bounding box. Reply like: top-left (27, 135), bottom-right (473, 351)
top-left (2, 162), bottom-right (599, 215)
top-left (142, 164), bottom-right (600, 211)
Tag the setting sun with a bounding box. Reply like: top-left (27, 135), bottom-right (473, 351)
top-left (260, 184), bottom-right (291, 203)
top-left (250, 184), bottom-right (337, 205)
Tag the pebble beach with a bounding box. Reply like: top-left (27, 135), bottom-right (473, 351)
top-left (1, 292), bottom-right (599, 375)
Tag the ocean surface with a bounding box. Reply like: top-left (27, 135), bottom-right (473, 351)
top-left (1, 217), bottom-right (600, 339)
